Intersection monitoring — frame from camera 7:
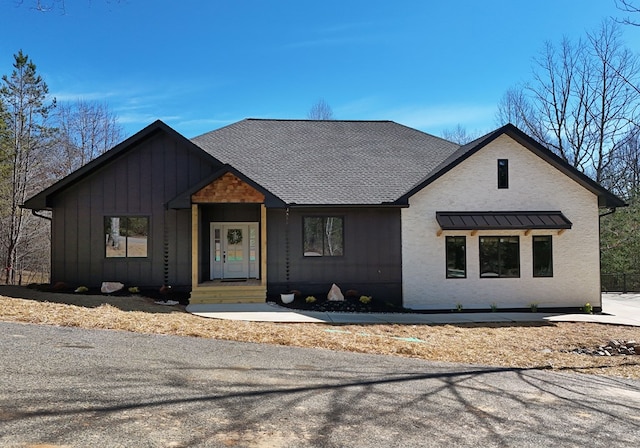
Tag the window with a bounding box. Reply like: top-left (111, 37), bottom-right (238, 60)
top-left (105, 216), bottom-right (148, 258)
top-left (479, 236), bottom-right (519, 278)
top-left (446, 236), bottom-right (466, 278)
top-left (498, 159), bottom-right (509, 189)
top-left (533, 235), bottom-right (553, 277)
top-left (303, 216), bottom-right (343, 256)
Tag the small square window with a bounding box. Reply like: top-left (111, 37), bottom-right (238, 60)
top-left (303, 216), bottom-right (343, 256)
top-left (498, 159), bottom-right (509, 189)
top-left (105, 216), bottom-right (149, 258)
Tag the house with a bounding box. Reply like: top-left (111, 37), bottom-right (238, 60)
top-left (23, 119), bottom-right (625, 310)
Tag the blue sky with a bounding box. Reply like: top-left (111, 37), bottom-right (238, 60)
top-left (2, 0), bottom-right (640, 138)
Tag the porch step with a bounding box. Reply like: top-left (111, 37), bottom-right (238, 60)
top-left (190, 285), bottom-right (267, 304)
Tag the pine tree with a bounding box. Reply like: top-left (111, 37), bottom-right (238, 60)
top-left (0, 50), bottom-right (56, 284)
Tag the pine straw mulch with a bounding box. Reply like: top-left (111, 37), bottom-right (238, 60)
top-left (0, 285), bottom-right (639, 380)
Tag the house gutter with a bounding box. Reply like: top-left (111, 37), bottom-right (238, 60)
top-left (599, 207), bottom-right (619, 218)
top-left (30, 209), bottom-right (52, 221)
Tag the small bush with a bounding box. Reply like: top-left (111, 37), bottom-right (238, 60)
top-left (359, 295), bottom-right (372, 304)
top-left (305, 296), bottom-right (316, 303)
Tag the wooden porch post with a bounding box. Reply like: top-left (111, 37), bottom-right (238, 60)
top-left (191, 204), bottom-right (199, 289)
top-left (261, 204), bottom-right (267, 287)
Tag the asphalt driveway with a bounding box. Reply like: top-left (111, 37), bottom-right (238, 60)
top-left (1, 321), bottom-right (639, 447)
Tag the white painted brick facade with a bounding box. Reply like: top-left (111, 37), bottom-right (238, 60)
top-left (402, 134), bottom-right (601, 310)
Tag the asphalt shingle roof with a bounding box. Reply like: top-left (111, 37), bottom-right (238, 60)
top-left (191, 119), bottom-right (460, 205)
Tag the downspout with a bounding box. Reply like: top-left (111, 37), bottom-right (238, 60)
top-left (598, 207), bottom-right (618, 308)
top-left (285, 206), bottom-right (290, 293)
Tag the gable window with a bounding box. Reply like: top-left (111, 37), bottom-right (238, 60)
top-left (497, 159), bottom-right (509, 189)
top-left (446, 236), bottom-right (466, 278)
top-left (479, 236), bottom-right (519, 278)
top-left (105, 216), bottom-right (149, 258)
top-left (533, 235), bottom-right (553, 277)
top-left (303, 216), bottom-right (343, 256)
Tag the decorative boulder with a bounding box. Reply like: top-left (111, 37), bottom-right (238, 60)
top-left (101, 281), bottom-right (124, 294)
top-left (327, 283), bottom-right (344, 301)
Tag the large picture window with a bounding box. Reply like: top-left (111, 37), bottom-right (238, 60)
top-left (105, 216), bottom-right (149, 258)
top-left (303, 216), bottom-right (343, 256)
top-left (479, 236), bottom-right (519, 278)
top-left (446, 236), bottom-right (466, 278)
top-left (533, 235), bottom-right (553, 277)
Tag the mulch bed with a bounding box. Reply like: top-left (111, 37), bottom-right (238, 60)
top-left (28, 282), bottom-right (191, 305)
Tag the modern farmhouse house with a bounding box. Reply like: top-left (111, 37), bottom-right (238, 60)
top-left (23, 119), bottom-right (625, 310)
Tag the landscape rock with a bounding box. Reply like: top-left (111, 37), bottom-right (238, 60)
top-left (565, 340), bottom-right (639, 356)
top-left (101, 282), bottom-right (124, 294)
top-left (327, 283), bottom-right (344, 301)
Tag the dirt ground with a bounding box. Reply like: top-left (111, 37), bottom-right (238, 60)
top-left (0, 285), bottom-right (639, 379)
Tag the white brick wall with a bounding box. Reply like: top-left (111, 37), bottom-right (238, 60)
top-left (402, 134), bottom-right (601, 310)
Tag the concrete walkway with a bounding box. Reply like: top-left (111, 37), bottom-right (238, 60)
top-left (186, 293), bottom-right (640, 326)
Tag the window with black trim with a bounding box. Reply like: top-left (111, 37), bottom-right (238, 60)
top-left (498, 159), bottom-right (509, 189)
top-left (303, 216), bottom-right (343, 256)
top-left (105, 216), bottom-right (149, 258)
top-left (446, 236), bottom-right (466, 278)
top-left (479, 236), bottom-right (519, 278)
top-left (533, 235), bottom-right (553, 277)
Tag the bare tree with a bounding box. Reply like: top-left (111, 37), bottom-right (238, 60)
top-left (0, 50), bottom-right (56, 284)
top-left (307, 99), bottom-right (334, 120)
top-left (497, 20), bottom-right (640, 189)
top-left (441, 124), bottom-right (482, 145)
top-left (53, 100), bottom-right (124, 177)
top-left (615, 0), bottom-right (640, 25)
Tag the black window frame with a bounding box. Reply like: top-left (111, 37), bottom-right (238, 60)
top-left (104, 215), bottom-right (150, 259)
top-left (445, 236), bottom-right (467, 279)
top-left (533, 235), bottom-right (553, 277)
top-left (497, 159), bottom-right (509, 189)
top-left (479, 236), bottom-right (520, 278)
top-left (302, 216), bottom-right (344, 257)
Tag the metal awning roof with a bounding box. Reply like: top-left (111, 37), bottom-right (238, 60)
top-left (436, 211), bottom-right (572, 230)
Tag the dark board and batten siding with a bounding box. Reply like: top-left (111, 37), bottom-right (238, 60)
top-left (49, 132), bottom-right (220, 288)
top-left (266, 207), bottom-right (403, 304)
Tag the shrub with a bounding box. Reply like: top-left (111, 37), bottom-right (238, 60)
top-left (359, 295), bottom-right (372, 304)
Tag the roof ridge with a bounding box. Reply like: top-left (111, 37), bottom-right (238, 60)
top-left (244, 118), bottom-right (393, 123)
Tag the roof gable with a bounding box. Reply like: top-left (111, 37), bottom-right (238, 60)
top-left (23, 120), bottom-right (222, 210)
top-left (397, 123), bottom-right (626, 208)
top-left (166, 164), bottom-right (285, 209)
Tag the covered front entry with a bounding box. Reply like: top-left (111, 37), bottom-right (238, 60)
top-left (209, 222), bottom-right (259, 280)
top-left (183, 170), bottom-right (271, 304)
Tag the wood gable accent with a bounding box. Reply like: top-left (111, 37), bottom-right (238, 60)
top-left (191, 172), bottom-right (265, 203)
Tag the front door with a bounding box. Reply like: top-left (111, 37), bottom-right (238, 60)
top-left (210, 223), bottom-right (259, 280)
